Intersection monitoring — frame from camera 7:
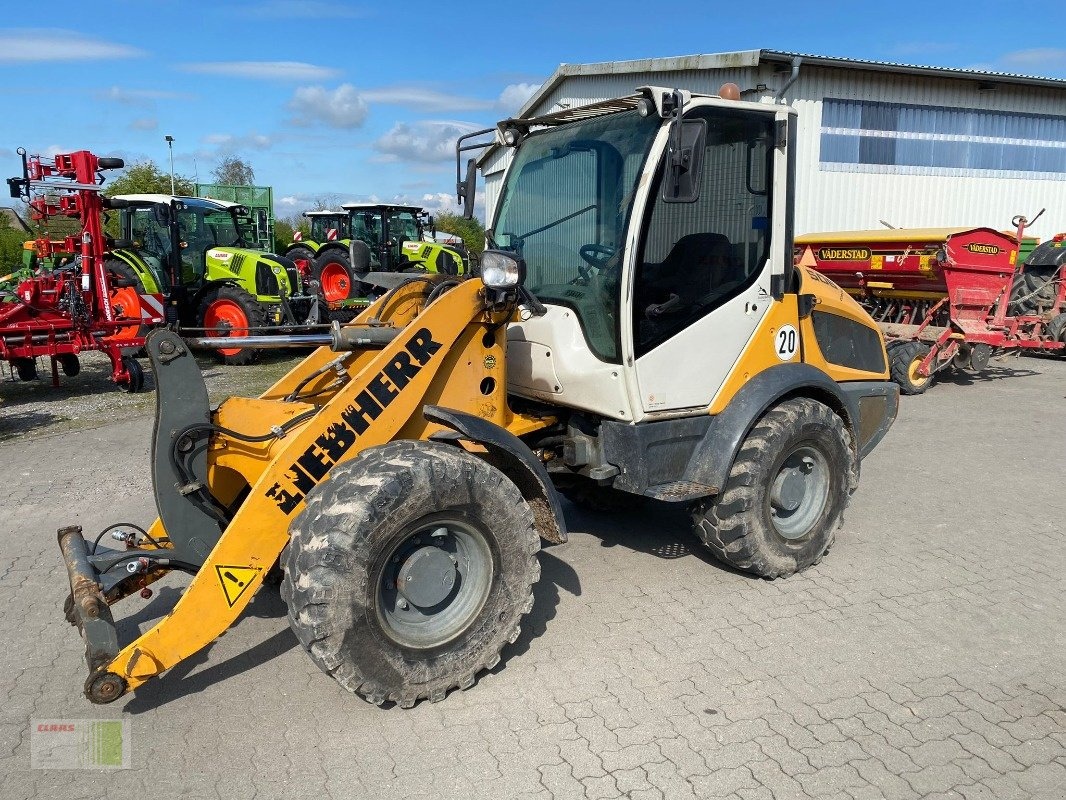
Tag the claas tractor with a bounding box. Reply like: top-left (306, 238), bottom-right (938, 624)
top-left (58, 86), bottom-right (898, 708)
top-left (311, 203), bottom-right (469, 303)
top-left (283, 209), bottom-right (349, 275)
top-left (109, 195), bottom-right (322, 365)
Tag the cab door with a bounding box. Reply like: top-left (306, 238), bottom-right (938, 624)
top-left (627, 105), bottom-right (789, 416)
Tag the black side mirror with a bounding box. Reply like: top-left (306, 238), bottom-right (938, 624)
top-left (662, 118), bottom-right (707, 204)
top-left (152, 203), bottom-right (171, 227)
top-left (460, 159), bottom-right (477, 219)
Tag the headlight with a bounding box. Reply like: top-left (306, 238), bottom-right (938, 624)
top-left (480, 250), bottom-right (525, 289)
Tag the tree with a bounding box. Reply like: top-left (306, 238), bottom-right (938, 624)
top-left (0, 212), bottom-right (29, 276)
top-left (274, 213), bottom-right (310, 251)
top-left (103, 160), bottom-right (195, 197)
top-left (433, 211), bottom-right (486, 257)
top-left (212, 155), bottom-right (255, 186)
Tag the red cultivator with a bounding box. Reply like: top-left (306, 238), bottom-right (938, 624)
top-left (2, 149), bottom-right (164, 391)
top-left (796, 216), bottom-right (1066, 394)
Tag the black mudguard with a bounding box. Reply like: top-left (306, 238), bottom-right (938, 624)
top-left (684, 364), bottom-right (861, 494)
top-left (425, 406), bottom-right (568, 545)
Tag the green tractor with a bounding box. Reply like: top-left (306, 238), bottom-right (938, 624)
top-left (311, 203), bottom-right (470, 301)
top-left (282, 209), bottom-right (349, 271)
top-left (109, 194), bottom-right (320, 365)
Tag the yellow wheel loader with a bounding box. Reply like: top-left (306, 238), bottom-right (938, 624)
top-left (58, 87), bottom-right (898, 708)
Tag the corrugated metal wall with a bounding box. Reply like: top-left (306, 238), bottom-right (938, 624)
top-left (484, 63), bottom-right (1066, 238)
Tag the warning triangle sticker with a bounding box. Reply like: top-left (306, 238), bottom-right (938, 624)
top-left (215, 565), bottom-right (262, 607)
top-left (799, 246), bottom-right (818, 268)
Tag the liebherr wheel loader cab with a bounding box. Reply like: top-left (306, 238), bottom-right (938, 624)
top-left (481, 87), bottom-right (898, 572)
top-left (57, 88), bottom-right (896, 710)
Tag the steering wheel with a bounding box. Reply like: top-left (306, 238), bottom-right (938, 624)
top-left (578, 243), bottom-right (616, 281)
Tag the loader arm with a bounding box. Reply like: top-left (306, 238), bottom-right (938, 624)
top-left (61, 277), bottom-right (559, 703)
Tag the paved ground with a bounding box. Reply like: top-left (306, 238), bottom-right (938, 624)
top-left (1, 355), bottom-right (1064, 799)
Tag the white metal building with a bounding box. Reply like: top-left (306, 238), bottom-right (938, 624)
top-left (481, 50), bottom-right (1066, 237)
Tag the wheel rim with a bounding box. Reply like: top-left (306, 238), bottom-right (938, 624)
top-left (769, 444), bottom-right (830, 540)
top-left (319, 262), bottom-right (351, 302)
top-left (375, 516), bottom-right (494, 649)
top-left (104, 285), bottom-right (142, 342)
top-left (907, 354), bottom-right (930, 387)
top-left (203, 299), bottom-right (249, 357)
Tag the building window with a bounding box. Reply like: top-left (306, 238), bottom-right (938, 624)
top-left (819, 98), bottom-right (1066, 179)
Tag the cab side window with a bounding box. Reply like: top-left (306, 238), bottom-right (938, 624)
top-left (633, 109), bottom-right (774, 356)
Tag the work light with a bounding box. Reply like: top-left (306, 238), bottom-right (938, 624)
top-left (480, 250), bottom-right (525, 289)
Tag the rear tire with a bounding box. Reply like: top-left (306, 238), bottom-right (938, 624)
top-left (889, 340), bottom-right (933, 395)
top-left (1009, 266), bottom-right (1058, 316)
top-left (287, 244), bottom-right (316, 267)
top-left (282, 440), bottom-right (540, 708)
top-left (691, 398), bottom-right (853, 579)
top-left (196, 285), bottom-right (266, 366)
top-left (312, 249), bottom-right (356, 302)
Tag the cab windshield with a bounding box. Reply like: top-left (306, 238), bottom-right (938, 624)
top-left (180, 207), bottom-right (247, 248)
top-left (492, 109), bottom-right (660, 361)
top-left (387, 210), bottom-right (421, 243)
top-left (310, 215), bottom-right (345, 241)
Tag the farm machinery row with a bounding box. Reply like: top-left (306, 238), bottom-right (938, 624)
top-left (284, 203), bottom-right (472, 304)
top-left (3, 149), bottom-right (477, 389)
top-left (797, 213), bottom-right (1066, 394)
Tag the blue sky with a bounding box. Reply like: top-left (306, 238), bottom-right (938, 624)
top-left (1, 0), bottom-right (1063, 220)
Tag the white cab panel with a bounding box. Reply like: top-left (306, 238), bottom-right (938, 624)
top-left (633, 275), bottom-right (771, 415)
top-left (507, 306), bottom-right (633, 421)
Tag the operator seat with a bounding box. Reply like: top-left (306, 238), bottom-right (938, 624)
top-left (640, 232), bottom-right (738, 311)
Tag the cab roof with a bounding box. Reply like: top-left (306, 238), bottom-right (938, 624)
top-left (113, 194), bottom-right (241, 211)
top-left (340, 202), bottom-right (424, 213)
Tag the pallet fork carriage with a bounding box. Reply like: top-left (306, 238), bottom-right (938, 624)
top-left (59, 87), bottom-right (898, 707)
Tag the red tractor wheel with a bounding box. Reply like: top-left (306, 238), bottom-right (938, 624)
top-left (196, 285), bottom-right (267, 366)
top-left (312, 250), bottom-right (356, 302)
top-left (102, 260), bottom-right (148, 343)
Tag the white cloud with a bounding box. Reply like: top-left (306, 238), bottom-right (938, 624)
top-left (100, 86), bottom-right (193, 106)
top-left (181, 61), bottom-right (341, 82)
top-left (361, 86), bottom-right (495, 113)
top-left (287, 84), bottom-right (369, 128)
top-left (998, 48), bottom-right (1066, 72)
top-left (373, 120), bottom-right (482, 163)
top-left (129, 117), bottom-right (158, 131)
top-left (0, 30), bottom-right (143, 62)
top-left (203, 132), bottom-right (272, 150)
top-left (498, 82), bottom-right (541, 113)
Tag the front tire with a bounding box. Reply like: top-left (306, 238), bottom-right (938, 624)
top-left (282, 440), bottom-right (541, 707)
top-left (691, 398), bottom-right (854, 579)
top-left (311, 249), bottom-right (356, 302)
top-left (196, 285), bottom-right (267, 366)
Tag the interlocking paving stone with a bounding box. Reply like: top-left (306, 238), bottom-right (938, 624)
top-left (1, 357), bottom-right (1064, 799)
